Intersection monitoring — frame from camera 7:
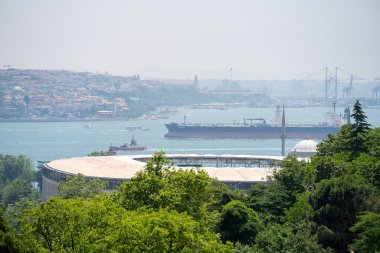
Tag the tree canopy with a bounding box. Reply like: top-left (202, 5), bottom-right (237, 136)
top-left (350, 100), bottom-right (371, 156)
top-left (219, 200), bottom-right (260, 244)
top-left (57, 173), bottom-right (107, 199)
top-left (310, 174), bottom-right (376, 252)
top-left (119, 151), bottom-right (215, 220)
top-left (0, 154), bottom-right (34, 183)
top-left (349, 212), bottom-right (380, 253)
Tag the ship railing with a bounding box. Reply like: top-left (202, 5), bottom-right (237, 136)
top-left (181, 122), bottom-right (248, 127)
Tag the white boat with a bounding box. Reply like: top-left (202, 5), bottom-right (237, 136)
top-left (125, 126), bottom-right (150, 131)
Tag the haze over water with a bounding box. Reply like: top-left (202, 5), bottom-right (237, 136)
top-left (1, 0), bottom-right (380, 80)
top-left (1, 106), bottom-right (379, 166)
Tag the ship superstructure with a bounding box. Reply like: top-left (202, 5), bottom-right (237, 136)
top-left (109, 136), bottom-right (147, 152)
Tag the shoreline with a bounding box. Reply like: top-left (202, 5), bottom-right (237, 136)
top-left (0, 118), bottom-right (137, 123)
top-left (1, 105), bottom-right (379, 123)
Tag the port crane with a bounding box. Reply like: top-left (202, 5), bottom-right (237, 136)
top-left (338, 68), bottom-right (365, 102)
top-left (301, 67), bottom-right (365, 104)
top-left (342, 74), bottom-right (354, 99)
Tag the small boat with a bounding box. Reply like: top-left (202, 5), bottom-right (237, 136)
top-left (108, 136), bottom-right (147, 152)
top-left (126, 126), bottom-right (143, 131)
top-left (126, 126), bottom-right (150, 131)
top-left (84, 124), bottom-right (92, 129)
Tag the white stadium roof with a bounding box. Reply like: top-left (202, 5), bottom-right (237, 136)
top-left (46, 154), bottom-right (284, 183)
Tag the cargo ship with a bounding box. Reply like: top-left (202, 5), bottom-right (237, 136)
top-left (164, 106), bottom-right (350, 140)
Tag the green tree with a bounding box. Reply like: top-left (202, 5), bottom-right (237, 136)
top-left (0, 208), bottom-right (19, 253)
top-left (57, 173), bottom-right (107, 199)
top-left (233, 242), bottom-right (261, 253)
top-left (308, 152), bottom-right (350, 184)
top-left (366, 127), bottom-right (380, 159)
top-left (350, 153), bottom-right (380, 190)
top-left (208, 180), bottom-right (245, 212)
top-left (19, 197), bottom-right (231, 252)
top-left (317, 125), bottom-right (352, 156)
top-left (19, 196), bottom-right (120, 252)
top-left (350, 100), bottom-right (371, 157)
top-left (349, 212), bottom-right (380, 253)
top-left (4, 198), bottom-right (37, 232)
top-left (310, 174), bottom-right (377, 252)
top-left (247, 182), bottom-right (293, 222)
top-left (163, 168), bottom-right (215, 220)
top-left (119, 152), bottom-right (215, 220)
top-left (254, 223), bottom-right (332, 253)
top-left (311, 155), bottom-right (335, 184)
top-left (283, 193), bottom-right (314, 225)
top-left (317, 100), bottom-right (371, 159)
top-left (0, 154), bottom-right (35, 182)
top-left (218, 200), bottom-right (260, 244)
top-left (123, 151), bottom-right (170, 209)
top-left (274, 156), bottom-right (307, 195)
top-left (1, 179), bottom-right (38, 205)
top-left (109, 208), bottom-right (232, 253)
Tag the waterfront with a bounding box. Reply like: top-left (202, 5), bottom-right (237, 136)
top-left (1, 106), bottom-right (380, 166)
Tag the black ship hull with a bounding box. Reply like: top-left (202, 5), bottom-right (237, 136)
top-left (164, 123), bottom-right (339, 139)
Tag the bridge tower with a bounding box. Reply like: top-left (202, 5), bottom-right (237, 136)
top-left (324, 67), bottom-right (338, 105)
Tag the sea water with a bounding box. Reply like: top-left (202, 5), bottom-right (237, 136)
top-left (0, 107), bottom-right (379, 166)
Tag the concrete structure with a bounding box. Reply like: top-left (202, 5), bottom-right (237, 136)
top-left (41, 154), bottom-right (284, 200)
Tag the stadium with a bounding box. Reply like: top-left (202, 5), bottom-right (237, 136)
top-left (41, 154), bottom-right (284, 200)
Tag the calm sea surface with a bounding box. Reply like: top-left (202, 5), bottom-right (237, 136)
top-left (1, 107), bottom-right (379, 166)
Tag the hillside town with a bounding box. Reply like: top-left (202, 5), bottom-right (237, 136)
top-left (0, 68), bottom-right (270, 120)
top-left (2, 68), bottom-right (378, 121)
top-left (0, 68), bottom-right (163, 120)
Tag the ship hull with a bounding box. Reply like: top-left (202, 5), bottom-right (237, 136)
top-left (164, 124), bottom-right (339, 139)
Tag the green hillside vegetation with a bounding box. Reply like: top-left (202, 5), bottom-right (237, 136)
top-left (0, 100), bottom-right (379, 252)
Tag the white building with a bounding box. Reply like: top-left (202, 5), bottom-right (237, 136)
top-left (289, 140), bottom-right (318, 158)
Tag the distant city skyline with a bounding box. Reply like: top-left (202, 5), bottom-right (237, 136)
top-left (0, 0), bottom-right (379, 80)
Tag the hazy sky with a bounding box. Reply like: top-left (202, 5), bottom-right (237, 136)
top-left (0, 0), bottom-right (379, 79)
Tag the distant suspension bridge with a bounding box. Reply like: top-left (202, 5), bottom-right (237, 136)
top-left (298, 67), bottom-right (380, 104)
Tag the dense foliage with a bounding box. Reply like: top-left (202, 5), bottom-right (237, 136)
top-left (349, 212), bottom-right (380, 252)
top-left (0, 155), bottom-right (38, 205)
top-left (0, 100), bottom-right (379, 252)
top-left (57, 173), bottom-right (107, 199)
top-left (119, 152), bottom-right (214, 221)
top-left (219, 200), bottom-right (260, 244)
